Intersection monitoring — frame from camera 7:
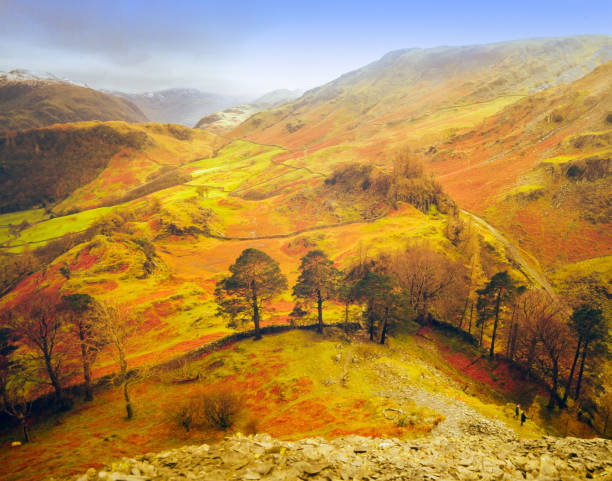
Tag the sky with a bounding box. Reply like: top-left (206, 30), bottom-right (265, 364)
top-left (0, 0), bottom-right (610, 97)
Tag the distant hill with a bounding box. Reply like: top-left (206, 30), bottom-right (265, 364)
top-left (232, 35), bottom-right (611, 152)
top-left (195, 88), bottom-right (303, 133)
top-left (0, 121), bottom-right (224, 213)
top-left (112, 88), bottom-right (249, 127)
top-left (0, 69), bottom-right (147, 131)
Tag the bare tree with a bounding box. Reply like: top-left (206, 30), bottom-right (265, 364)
top-left (513, 290), bottom-right (547, 378)
top-left (59, 293), bottom-right (105, 402)
top-left (2, 290), bottom-right (72, 409)
top-left (384, 244), bottom-right (467, 322)
top-left (514, 290), bottom-right (568, 409)
top-left (97, 302), bottom-right (137, 419)
top-left (537, 315), bottom-right (569, 409)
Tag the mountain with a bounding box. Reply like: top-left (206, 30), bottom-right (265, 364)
top-left (195, 88), bottom-right (303, 133)
top-left (232, 35), bottom-right (611, 153)
top-left (0, 69), bottom-right (147, 131)
top-left (113, 88), bottom-right (249, 127)
top-left (252, 88), bottom-right (304, 107)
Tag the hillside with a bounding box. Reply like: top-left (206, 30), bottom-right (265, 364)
top-left (113, 88), bottom-right (249, 127)
top-left (195, 89), bottom-right (303, 133)
top-left (226, 35), bottom-right (611, 278)
top-left (0, 122), bottom-right (225, 214)
top-left (0, 70), bottom-right (147, 130)
top-left (429, 61), bottom-right (612, 271)
top-left (1, 325), bottom-right (591, 480)
top-left (232, 36), bottom-right (611, 155)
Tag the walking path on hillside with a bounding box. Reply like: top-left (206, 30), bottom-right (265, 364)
top-left (462, 210), bottom-right (556, 298)
top-left (375, 359), bottom-right (514, 440)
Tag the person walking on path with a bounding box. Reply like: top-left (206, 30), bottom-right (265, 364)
top-left (515, 404), bottom-right (520, 419)
top-left (520, 410), bottom-right (527, 426)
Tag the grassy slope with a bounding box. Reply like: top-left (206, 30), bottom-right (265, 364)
top-left (1, 327), bottom-right (563, 481)
top-left (0, 81), bottom-right (147, 131)
top-left (1, 121), bottom-right (226, 215)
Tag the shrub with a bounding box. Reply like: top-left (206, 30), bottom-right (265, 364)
top-left (172, 388), bottom-right (243, 432)
top-left (202, 389), bottom-right (242, 430)
top-left (242, 416), bottom-right (259, 435)
top-left (173, 398), bottom-right (198, 432)
top-left (322, 153), bottom-right (455, 214)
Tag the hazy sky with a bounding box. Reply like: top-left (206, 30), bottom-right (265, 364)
top-left (0, 0), bottom-right (610, 97)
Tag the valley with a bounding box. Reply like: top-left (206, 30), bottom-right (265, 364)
top-left (0, 33), bottom-right (610, 481)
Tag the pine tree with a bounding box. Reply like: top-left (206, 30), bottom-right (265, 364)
top-left (293, 250), bottom-right (341, 333)
top-left (215, 249), bottom-right (287, 340)
top-left (476, 271), bottom-right (521, 359)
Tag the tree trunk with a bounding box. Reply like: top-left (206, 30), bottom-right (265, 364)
top-left (119, 349), bottom-right (133, 419)
top-left (547, 358), bottom-right (559, 409)
top-left (574, 340), bottom-right (589, 401)
top-left (562, 336), bottom-right (582, 407)
top-left (22, 418), bottom-right (30, 443)
top-left (43, 352), bottom-right (63, 407)
top-left (123, 379), bottom-right (133, 420)
top-left (468, 302), bottom-right (473, 335)
top-left (316, 288), bottom-right (323, 334)
top-left (479, 317), bottom-right (485, 347)
top-left (510, 322), bottom-right (518, 361)
top-left (368, 306), bottom-right (375, 341)
top-left (78, 323), bottom-right (93, 402)
top-left (489, 288), bottom-right (502, 359)
top-left (251, 281), bottom-right (261, 340)
top-left (505, 304), bottom-right (517, 359)
top-left (524, 336), bottom-right (538, 380)
top-left (344, 301), bottom-right (350, 334)
top-left (459, 295), bottom-right (470, 330)
top-left (379, 306), bottom-right (389, 345)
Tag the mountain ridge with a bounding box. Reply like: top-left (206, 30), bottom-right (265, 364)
top-left (0, 72), bottom-right (148, 131)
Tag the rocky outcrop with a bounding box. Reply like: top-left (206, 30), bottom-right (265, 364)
top-left (70, 431), bottom-right (612, 481)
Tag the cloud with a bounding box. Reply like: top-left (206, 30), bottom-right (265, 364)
top-left (0, 1), bottom-right (230, 67)
top-left (1, 0), bottom-right (610, 95)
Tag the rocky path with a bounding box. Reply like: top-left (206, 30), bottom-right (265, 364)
top-left (68, 355), bottom-right (612, 481)
top-left (374, 360), bottom-right (513, 440)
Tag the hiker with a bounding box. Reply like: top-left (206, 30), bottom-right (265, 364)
top-left (515, 404), bottom-right (520, 419)
top-left (521, 411), bottom-right (527, 426)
